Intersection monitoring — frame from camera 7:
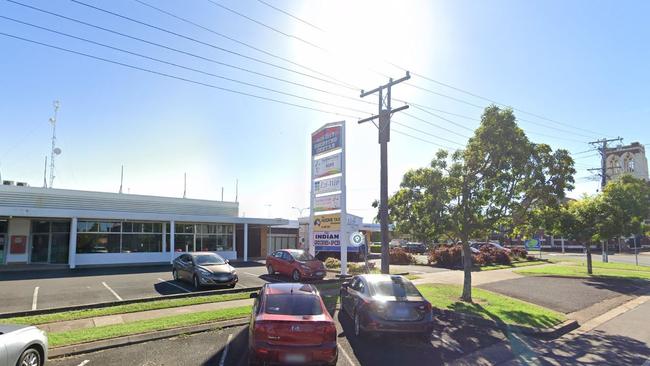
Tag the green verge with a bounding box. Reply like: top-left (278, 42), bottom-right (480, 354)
top-left (475, 260), bottom-right (549, 272)
top-left (48, 306), bottom-right (251, 348)
top-left (416, 284), bottom-right (565, 328)
top-left (1, 292), bottom-right (254, 325)
top-left (515, 263), bottom-right (650, 281)
top-left (547, 258), bottom-right (650, 272)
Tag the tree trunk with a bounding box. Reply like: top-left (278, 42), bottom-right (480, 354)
top-left (460, 237), bottom-right (473, 303)
top-left (585, 242), bottom-right (593, 275)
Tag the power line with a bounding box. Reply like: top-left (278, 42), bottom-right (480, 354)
top-left (391, 128), bottom-right (454, 150)
top-left (392, 121), bottom-right (464, 147)
top-left (5, 1), bottom-right (371, 106)
top-left (402, 112), bottom-right (471, 140)
top-left (0, 15), bottom-right (372, 116)
top-left (66, 0), bottom-right (356, 90)
top-left (254, 0), bottom-right (325, 31)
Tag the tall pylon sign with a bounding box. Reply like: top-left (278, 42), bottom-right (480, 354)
top-left (309, 121), bottom-right (348, 275)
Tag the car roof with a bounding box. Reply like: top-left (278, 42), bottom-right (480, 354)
top-left (355, 274), bottom-right (411, 283)
top-left (264, 283), bottom-right (317, 295)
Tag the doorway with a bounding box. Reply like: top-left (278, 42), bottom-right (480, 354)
top-left (0, 220), bottom-right (6, 264)
top-left (30, 220), bottom-right (70, 264)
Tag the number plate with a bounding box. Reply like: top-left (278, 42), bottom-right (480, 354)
top-left (395, 307), bottom-right (409, 318)
top-left (315, 271), bottom-right (324, 276)
top-left (283, 353), bottom-right (307, 363)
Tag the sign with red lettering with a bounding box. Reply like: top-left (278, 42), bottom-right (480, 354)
top-left (10, 235), bottom-right (27, 254)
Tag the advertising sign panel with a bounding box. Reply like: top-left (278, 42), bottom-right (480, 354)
top-left (312, 126), bottom-right (342, 156)
top-left (314, 176), bottom-right (342, 195)
top-left (314, 194), bottom-right (341, 212)
top-left (313, 213), bottom-right (340, 232)
top-left (313, 153), bottom-right (342, 178)
top-left (313, 231), bottom-right (340, 246)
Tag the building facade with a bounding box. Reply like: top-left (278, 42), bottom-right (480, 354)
top-left (0, 184), bottom-right (286, 268)
top-left (605, 142), bottom-right (649, 183)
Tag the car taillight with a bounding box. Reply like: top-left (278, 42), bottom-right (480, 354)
top-left (320, 322), bottom-right (337, 342)
top-left (369, 301), bottom-right (388, 315)
top-left (254, 321), bottom-right (269, 341)
top-left (418, 301), bottom-right (432, 312)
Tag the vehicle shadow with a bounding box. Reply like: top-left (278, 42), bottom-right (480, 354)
top-left (201, 326), bottom-right (250, 366)
top-left (0, 264), bottom-right (173, 281)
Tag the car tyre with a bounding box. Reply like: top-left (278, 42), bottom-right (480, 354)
top-left (193, 275), bottom-right (201, 290)
top-left (267, 265), bottom-right (274, 275)
top-left (172, 269), bottom-right (179, 281)
top-left (292, 269), bottom-right (301, 282)
top-left (229, 283), bottom-right (237, 288)
top-left (18, 347), bottom-right (41, 366)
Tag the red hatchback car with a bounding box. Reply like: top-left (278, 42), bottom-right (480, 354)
top-left (266, 249), bottom-right (326, 281)
top-left (249, 283), bottom-right (338, 365)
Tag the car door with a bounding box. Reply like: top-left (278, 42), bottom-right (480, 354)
top-left (179, 255), bottom-right (193, 281)
top-left (268, 251), bottom-right (281, 273)
top-left (279, 251), bottom-right (293, 276)
top-left (0, 336), bottom-right (7, 366)
top-left (341, 277), bottom-right (359, 315)
top-left (351, 279), bottom-right (368, 315)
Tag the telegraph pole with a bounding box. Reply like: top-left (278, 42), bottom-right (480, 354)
top-left (588, 137), bottom-right (623, 189)
top-left (359, 71), bottom-right (410, 274)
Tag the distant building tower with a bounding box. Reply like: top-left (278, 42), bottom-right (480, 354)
top-left (604, 142), bottom-right (649, 183)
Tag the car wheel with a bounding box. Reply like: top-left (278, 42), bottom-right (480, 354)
top-left (292, 269), bottom-right (301, 282)
top-left (354, 312), bottom-right (363, 338)
top-left (420, 330), bottom-right (432, 343)
top-left (229, 283), bottom-right (237, 288)
top-left (193, 275), bottom-right (201, 290)
top-left (18, 348), bottom-right (41, 366)
top-left (267, 265), bottom-right (274, 275)
top-left (172, 269), bottom-right (179, 281)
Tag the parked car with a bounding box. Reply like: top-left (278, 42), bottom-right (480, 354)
top-left (172, 252), bottom-right (238, 289)
top-left (0, 324), bottom-right (48, 366)
top-left (403, 242), bottom-right (426, 254)
top-left (266, 249), bottom-right (326, 281)
top-left (469, 241), bottom-right (511, 254)
top-left (340, 274), bottom-right (434, 339)
top-left (248, 283), bottom-right (337, 366)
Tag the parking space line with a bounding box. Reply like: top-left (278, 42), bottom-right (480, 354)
top-left (32, 286), bottom-right (39, 310)
top-left (76, 360), bottom-right (90, 366)
top-left (102, 282), bottom-right (123, 301)
top-left (219, 333), bottom-right (234, 366)
top-left (241, 272), bottom-right (260, 277)
top-left (338, 345), bottom-right (357, 366)
top-left (158, 278), bottom-right (191, 293)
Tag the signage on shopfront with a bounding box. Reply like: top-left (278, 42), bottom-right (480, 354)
top-left (312, 125), bottom-right (342, 155)
top-left (314, 176), bottom-right (342, 195)
top-left (313, 213), bottom-right (341, 231)
top-left (314, 194), bottom-right (341, 212)
top-left (313, 153), bottom-right (342, 178)
top-left (313, 231), bottom-right (341, 246)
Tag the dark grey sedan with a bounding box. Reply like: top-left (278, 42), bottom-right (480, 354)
top-left (340, 274), bottom-right (434, 339)
top-left (0, 324), bottom-right (48, 366)
top-left (172, 252), bottom-right (238, 289)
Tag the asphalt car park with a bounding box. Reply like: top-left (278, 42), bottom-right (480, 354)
top-left (0, 262), bottom-right (276, 314)
top-left (48, 305), bottom-right (507, 366)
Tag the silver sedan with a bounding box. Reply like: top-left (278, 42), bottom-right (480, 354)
top-left (0, 324), bottom-right (48, 366)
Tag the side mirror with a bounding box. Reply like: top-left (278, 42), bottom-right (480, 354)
top-left (250, 292), bottom-right (259, 299)
top-left (225, 259), bottom-right (230, 264)
top-left (341, 282), bottom-right (349, 289)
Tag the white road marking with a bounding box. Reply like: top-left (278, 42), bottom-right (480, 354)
top-left (338, 344), bottom-right (357, 366)
top-left (158, 278), bottom-right (191, 293)
top-left (241, 271), bottom-right (260, 277)
top-left (642, 359), bottom-right (650, 366)
top-left (31, 287), bottom-right (39, 310)
top-left (102, 282), bottom-right (123, 301)
top-left (219, 333), bottom-right (234, 366)
top-left (76, 360), bottom-right (90, 366)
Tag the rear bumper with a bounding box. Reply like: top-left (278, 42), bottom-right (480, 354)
top-left (250, 342), bottom-right (337, 365)
top-left (300, 270), bottom-right (326, 279)
top-left (361, 312), bottom-right (434, 334)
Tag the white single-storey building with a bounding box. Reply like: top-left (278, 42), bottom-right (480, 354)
top-left (0, 183), bottom-right (288, 268)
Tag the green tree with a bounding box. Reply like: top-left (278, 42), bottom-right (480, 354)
top-left (600, 175), bottom-right (650, 243)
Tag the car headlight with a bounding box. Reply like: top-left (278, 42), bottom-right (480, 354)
top-left (198, 268), bottom-right (212, 277)
top-left (231, 270), bottom-right (237, 275)
top-left (300, 264), bottom-right (311, 271)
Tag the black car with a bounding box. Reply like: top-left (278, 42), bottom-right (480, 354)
top-left (172, 252), bottom-right (238, 289)
top-left (340, 274), bottom-right (434, 339)
top-left (404, 242), bottom-right (426, 254)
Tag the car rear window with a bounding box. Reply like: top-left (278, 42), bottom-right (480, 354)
top-left (371, 279), bottom-right (421, 297)
top-left (264, 294), bottom-right (323, 316)
top-left (290, 251), bottom-right (315, 261)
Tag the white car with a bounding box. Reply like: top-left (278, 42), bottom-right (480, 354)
top-left (0, 324), bottom-right (48, 366)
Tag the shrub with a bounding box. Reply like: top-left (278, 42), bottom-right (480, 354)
top-left (370, 244), bottom-right (382, 254)
top-left (389, 247), bottom-right (415, 265)
top-left (429, 245), bottom-right (462, 268)
top-left (324, 257), bottom-right (341, 269)
top-left (509, 247), bottom-right (528, 260)
top-left (348, 261), bottom-right (376, 274)
top-left (475, 245), bottom-right (511, 266)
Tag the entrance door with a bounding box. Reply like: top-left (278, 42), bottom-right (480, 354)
top-left (0, 235), bottom-right (5, 264)
top-left (31, 234), bottom-right (50, 263)
top-left (30, 220), bottom-right (70, 264)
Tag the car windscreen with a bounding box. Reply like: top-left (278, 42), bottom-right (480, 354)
top-left (290, 251), bottom-right (315, 261)
top-left (194, 254), bottom-right (225, 265)
top-left (264, 294), bottom-right (323, 315)
top-left (371, 279), bottom-right (421, 298)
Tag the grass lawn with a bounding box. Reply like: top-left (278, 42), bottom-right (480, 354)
top-left (1, 292), bottom-right (254, 326)
top-left (475, 260), bottom-right (549, 271)
top-left (48, 306), bottom-right (252, 348)
top-left (547, 257), bottom-right (650, 272)
top-left (515, 262), bottom-right (650, 281)
top-left (416, 284), bottom-right (565, 328)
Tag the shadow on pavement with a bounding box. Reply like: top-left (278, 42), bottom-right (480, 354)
top-left (201, 326), bottom-right (249, 366)
top-left (0, 265), bottom-right (173, 281)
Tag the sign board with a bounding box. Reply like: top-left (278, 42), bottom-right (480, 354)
top-left (10, 235), bottom-right (26, 254)
top-left (314, 176), bottom-right (342, 195)
top-left (314, 194), bottom-right (341, 212)
top-left (349, 232), bottom-right (365, 247)
top-left (313, 231), bottom-right (340, 246)
top-left (525, 239), bottom-right (541, 250)
top-left (312, 125), bottom-right (342, 156)
top-left (313, 153), bottom-right (342, 178)
top-left (313, 213), bottom-right (341, 231)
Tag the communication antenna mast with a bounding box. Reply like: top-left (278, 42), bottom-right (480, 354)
top-left (183, 172), bottom-right (187, 198)
top-left (119, 165), bottom-right (124, 194)
top-left (43, 156), bottom-right (48, 188)
top-left (48, 100), bottom-right (61, 188)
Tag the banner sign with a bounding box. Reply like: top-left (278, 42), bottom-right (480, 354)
top-left (312, 126), bottom-right (342, 156)
top-left (313, 153), bottom-right (342, 178)
top-left (525, 239), bottom-right (541, 250)
top-left (313, 231), bottom-right (340, 246)
top-left (314, 194), bottom-right (341, 212)
top-left (314, 176), bottom-right (342, 195)
top-left (313, 213), bottom-right (341, 231)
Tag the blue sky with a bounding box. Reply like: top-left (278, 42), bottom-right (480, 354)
top-left (1, 0), bottom-right (649, 221)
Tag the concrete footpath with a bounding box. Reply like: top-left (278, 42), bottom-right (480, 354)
top-left (38, 298), bottom-right (254, 334)
top-left (410, 264), bottom-right (553, 286)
